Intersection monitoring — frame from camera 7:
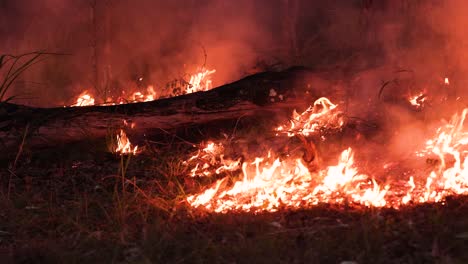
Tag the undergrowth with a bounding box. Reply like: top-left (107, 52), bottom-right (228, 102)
top-left (1, 125), bottom-right (468, 263)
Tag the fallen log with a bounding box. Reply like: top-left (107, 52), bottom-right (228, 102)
top-left (0, 67), bottom-right (343, 150)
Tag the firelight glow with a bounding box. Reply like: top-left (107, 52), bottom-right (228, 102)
top-left (115, 129), bottom-right (138, 155)
top-left (275, 97), bottom-right (345, 137)
top-left (71, 91), bottom-right (95, 107)
top-left (185, 97), bottom-right (468, 213)
top-left (69, 68), bottom-right (215, 106)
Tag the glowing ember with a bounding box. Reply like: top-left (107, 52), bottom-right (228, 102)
top-left (71, 91), bottom-right (95, 107)
top-left (445, 77), bottom-right (450, 85)
top-left (275, 97), bottom-right (345, 137)
top-left (115, 129), bottom-right (138, 155)
top-left (186, 68), bottom-right (216, 94)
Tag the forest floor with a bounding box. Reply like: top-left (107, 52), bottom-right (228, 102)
top-left (1, 116), bottom-right (468, 264)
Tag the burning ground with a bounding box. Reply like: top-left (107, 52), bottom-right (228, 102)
top-left (1, 66), bottom-right (468, 263)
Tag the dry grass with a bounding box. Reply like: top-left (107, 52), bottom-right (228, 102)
top-left (0, 124), bottom-right (468, 264)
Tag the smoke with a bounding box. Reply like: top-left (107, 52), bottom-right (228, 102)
top-left (1, 0), bottom-right (467, 108)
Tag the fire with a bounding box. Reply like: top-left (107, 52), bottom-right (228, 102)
top-left (185, 141), bottom-right (241, 177)
top-left (131, 85), bottom-right (157, 103)
top-left (187, 147), bottom-right (388, 213)
top-left (413, 108), bottom-right (468, 203)
top-left (185, 93), bottom-right (468, 213)
top-left (70, 67), bottom-right (216, 107)
top-left (408, 92), bottom-right (426, 108)
top-left (186, 68), bottom-right (216, 94)
top-left (275, 97), bottom-right (345, 137)
top-left (115, 129), bottom-right (138, 155)
top-left (71, 91), bottom-right (95, 107)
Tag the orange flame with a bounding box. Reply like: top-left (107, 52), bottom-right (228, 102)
top-left (115, 129), bottom-right (138, 155)
top-left (413, 108), bottom-right (468, 203)
top-left (185, 141), bottom-right (241, 177)
top-left (186, 102), bottom-right (468, 213)
top-left (71, 91), bottom-right (95, 107)
top-left (276, 97), bottom-right (345, 137)
top-left (70, 67), bottom-right (216, 107)
top-left (186, 68), bottom-right (216, 94)
top-left (408, 92), bottom-right (426, 108)
top-left (187, 148), bottom-right (388, 213)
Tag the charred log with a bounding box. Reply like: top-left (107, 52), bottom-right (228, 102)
top-left (0, 67), bottom-right (342, 150)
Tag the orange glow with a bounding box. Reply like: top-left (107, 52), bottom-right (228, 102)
top-left (408, 92), bottom-right (426, 108)
top-left (275, 97), bottom-right (345, 137)
top-left (186, 105), bottom-right (468, 213)
top-left (413, 108), bottom-right (468, 203)
top-left (70, 67), bottom-right (216, 107)
top-left (71, 91), bottom-right (95, 107)
top-left (185, 141), bottom-right (241, 177)
top-left (445, 77), bottom-right (450, 85)
top-left (187, 147), bottom-right (388, 213)
top-left (115, 129), bottom-right (138, 155)
top-left (186, 68), bottom-right (216, 94)
top-left (130, 85), bottom-right (157, 103)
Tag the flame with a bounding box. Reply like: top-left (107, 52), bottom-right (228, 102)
top-left (412, 108), bottom-right (468, 203)
top-left (185, 141), bottom-right (241, 177)
top-left (115, 129), bottom-right (138, 155)
top-left (70, 67), bottom-right (216, 107)
top-left (186, 68), bottom-right (216, 94)
top-left (445, 77), bottom-right (450, 85)
top-left (275, 97), bottom-right (345, 137)
top-left (187, 148), bottom-right (388, 213)
top-left (71, 91), bottom-right (95, 107)
top-left (408, 92), bottom-right (426, 108)
top-left (185, 102), bottom-right (468, 213)
top-left (130, 85), bottom-right (157, 103)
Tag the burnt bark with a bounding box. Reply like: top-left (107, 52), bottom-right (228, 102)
top-left (0, 67), bottom-right (340, 150)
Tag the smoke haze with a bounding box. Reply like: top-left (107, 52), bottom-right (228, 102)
top-left (0, 0), bottom-right (466, 107)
